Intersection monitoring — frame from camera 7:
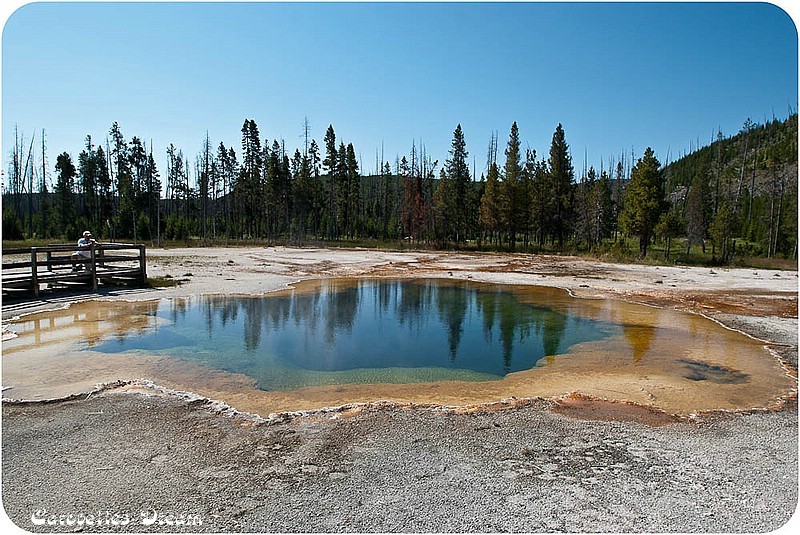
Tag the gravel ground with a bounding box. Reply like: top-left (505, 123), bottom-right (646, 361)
top-left (2, 248), bottom-right (797, 533)
top-left (2, 392), bottom-right (797, 533)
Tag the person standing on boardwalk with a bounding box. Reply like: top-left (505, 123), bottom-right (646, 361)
top-left (71, 231), bottom-right (98, 271)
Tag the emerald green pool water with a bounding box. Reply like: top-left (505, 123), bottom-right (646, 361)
top-left (89, 279), bottom-right (619, 391)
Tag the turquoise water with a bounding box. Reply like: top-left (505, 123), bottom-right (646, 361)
top-left (89, 279), bottom-right (619, 390)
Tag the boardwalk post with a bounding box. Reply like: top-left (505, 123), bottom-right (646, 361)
top-left (30, 249), bottom-right (40, 297)
top-left (90, 247), bottom-right (98, 291)
top-left (138, 245), bottom-right (147, 285)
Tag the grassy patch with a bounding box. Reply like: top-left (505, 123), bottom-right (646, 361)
top-left (146, 276), bottom-right (182, 288)
top-left (2, 238), bottom-right (63, 248)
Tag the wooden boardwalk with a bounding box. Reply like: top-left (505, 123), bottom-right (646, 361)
top-left (2, 243), bottom-right (147, 299)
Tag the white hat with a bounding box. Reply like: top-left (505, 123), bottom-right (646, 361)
top-left (83, 231), bottom-right (92, 237)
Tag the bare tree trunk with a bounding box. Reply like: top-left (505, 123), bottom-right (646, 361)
top-left (748, 143), bottom-right (758, 225)
top-left (41, 129), bottom-right (47, 192)
top-left (737, 135), bottom-right (747, 202)
top-left (714, 131), bottom-right (722, 216)
top-left (773, 175), bottom-right (785, 255)
top-left (24, 133), bottom-right (36, 237)
top-left (767, 169), bottom-right (776, 258)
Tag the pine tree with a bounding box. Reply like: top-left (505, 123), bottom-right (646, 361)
top-left (265, 140), bottom-right (291, 238)
top-left (380, 161), bottom-right (396, 239)
top-left (95, 146), bottom-right (112, 236)
top-left (129, 137), bottom-right (153, 240)
top-left (655, 209), bottom-right (684, 260)
top-left (279, 143), bottom-right (293, 236)
top-left (685, 161), bottom-right (711, 253)
top-left (593, 170), bottom-right (614, 246)
top-left (399, 154), bottom-right (417, 239)
top-left (237, 119), bottom-right (262, 238)
top-left (445, 124), bottom-right (471, 242)
top-left (165, 144), bottom-right (190, 239)
top-left (110, 122), bottom-right (134, 238)
top-left (547, 123), bottom-right (574, 247)
top-left (345, 143), bottom-right (362, 238)
top-left (612, 160), bottom-right (625, 241)
top-left (501, 122), bottom-right (527, 249)
top-left (77, 136), bottom-right (99, 230)
top-left (432, 168), bottom-right (456, 244)
top-left (129, 137), bottom-right (148, 213)
top-left (145, 148), bottom-right (161, 243)
top-left (479, 162), bottom-right (502, 245)
top-left (575, 166), bottom-right (596, 249)
top-left (165, 143), bottom-right (178, 218)
top-left (619, 147), bottom-right (666, 257)
top-left (335, 142), bottom-right (349, 237)
top-left (322, 126), bottom-right (338, 238)
top-left (521, 149), bottom-right (537, 247)
top-left (54, 152), bottom-right (77, 239)
top-left (307, 139), bottom-right (323, 237)
top-left (418, 146), bottom-right (438, 242)
top-left (215, 142), bottom-right (237, 240)
top-left (198, 132), bottom-right (213, 240)
top-left (710, 199), bottom-right (738, 263)
top-left (529, 155), bottom-right (549, 247)
top-left (77, 136), bottom-right (113, 235)
top-left (292, 147), bottom-right (313, 239)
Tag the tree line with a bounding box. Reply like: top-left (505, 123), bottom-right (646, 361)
top-left (3, 114), bottom-right (797, 263)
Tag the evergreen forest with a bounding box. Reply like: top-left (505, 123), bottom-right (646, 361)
top-left (3, 114), bottom-right (797, 266)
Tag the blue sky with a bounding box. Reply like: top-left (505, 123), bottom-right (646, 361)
top-left (1, 1), bottom-right (797, 184)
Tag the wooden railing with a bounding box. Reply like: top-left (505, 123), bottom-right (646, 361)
top-left (2, 243), bottom-right (146, 298)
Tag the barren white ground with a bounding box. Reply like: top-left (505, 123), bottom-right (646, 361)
top-left (2, 247), bottom-right (797, 533)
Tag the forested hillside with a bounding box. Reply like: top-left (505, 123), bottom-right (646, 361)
top-left (3, 114), bottom-right (797, 265)
top-left (662, 114), bottom-right (797, 261)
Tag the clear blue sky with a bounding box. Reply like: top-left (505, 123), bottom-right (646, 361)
top-left (2, 1), bottom-right (797, 184)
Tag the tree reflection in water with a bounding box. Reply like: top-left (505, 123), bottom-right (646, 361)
top-left (89, 279), bottom-right (617, 390)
